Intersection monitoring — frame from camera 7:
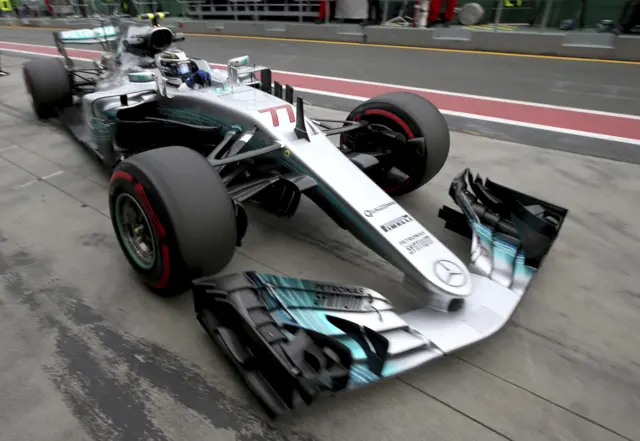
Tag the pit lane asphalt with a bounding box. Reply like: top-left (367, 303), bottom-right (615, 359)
top-left (0, 54), bottom-right (639, 441)
top-left (1, 25), bottom-right (639, 115)
top-left (2, 26), bottom-right (640, 164)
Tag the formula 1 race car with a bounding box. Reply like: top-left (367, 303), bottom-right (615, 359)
top-left (22, 15), bottom-right (568, 418)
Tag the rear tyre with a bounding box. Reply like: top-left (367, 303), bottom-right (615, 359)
top-left (109, 146), bottom-right (237, 296)
top-left (344, 92), bottom-right (450, 197)
top-left (22, 58), bottom-right (72, 119)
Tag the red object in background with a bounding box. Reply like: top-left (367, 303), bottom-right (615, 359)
top-left (318, 1), bottom-right (336, 22)
top-left (318, 0), bottom-right (328, 20)
top-left (3, 40), bottom-right (639, 142)
top-left (44, 0), bottom-right (54, 15)
top-left (429, 0), bottom-right (458, 22)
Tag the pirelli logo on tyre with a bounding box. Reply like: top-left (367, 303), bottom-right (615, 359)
top-left (380, 215), bottom-right (413, 233)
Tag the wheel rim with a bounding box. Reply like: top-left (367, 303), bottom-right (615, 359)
top-left (344, 112), bottom-right (421, 192)
top-left (114, 192), bottom-right (157, 270)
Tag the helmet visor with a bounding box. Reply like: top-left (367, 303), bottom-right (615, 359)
top-left (176, 62), bottom-right (190, 76)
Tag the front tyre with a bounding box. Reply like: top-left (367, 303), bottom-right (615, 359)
top-left (344, 92), bottom-right (450, 197)
top-left (109, 146), bottom-right (237, 296)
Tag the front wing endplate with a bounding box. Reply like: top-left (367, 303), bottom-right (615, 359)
top-left (192, 168), bottom-right (568, 418)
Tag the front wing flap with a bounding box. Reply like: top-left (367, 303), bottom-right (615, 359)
top-left (192, 272), bottom-right (441, 418)
top-left (192, 168), bottom-right (568, 417)
top-left (438, 167), bottom-right (567, 294)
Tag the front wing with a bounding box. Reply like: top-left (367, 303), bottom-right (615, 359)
top-left (192, 168), bottom-right (568, 418)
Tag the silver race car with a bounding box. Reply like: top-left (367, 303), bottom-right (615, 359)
top-left (22, 14), bottom-right (568, 418)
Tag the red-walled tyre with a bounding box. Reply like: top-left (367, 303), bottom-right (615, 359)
top-left (109, 146), bottom-right (237, 296)
top-left (344, 92), bottom-right (450, 197)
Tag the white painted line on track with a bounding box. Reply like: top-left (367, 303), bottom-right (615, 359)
top-left (247, 68), bottom-right (640, 121)
top-left (295, 87), bottom-right (640, 146)
top-left (3, 39), bottom-right (640, 121)
top-left (0, 145), bottom-right (19, 153)
top-left (2, 45), bottom-right (640, 146)
top-left (42, 171), bottom-right (64, 180)
top-left (0, 46), bottom-right (96, 62)
top-left (13, 170), bottom-right (64, 190)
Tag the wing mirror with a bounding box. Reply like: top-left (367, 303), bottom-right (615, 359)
top-left (227, 56), bottom-right (250, 84)
top-left (227, 55), bottom-right (250, 68)
top-left (126, 70), bottom-right (167, 96)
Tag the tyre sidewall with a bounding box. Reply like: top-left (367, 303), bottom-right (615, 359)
top-left (23, 66), bottom-right (54, 119)
top-left (22, 59), bottom-right (72, 119)
top-left (346, 92), bottom-right (450, 197)
top-left (109, 163), bottom-right (187, 294)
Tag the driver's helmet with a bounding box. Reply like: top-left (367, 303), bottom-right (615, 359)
top-left (157, 48), bottom-right (192, 84)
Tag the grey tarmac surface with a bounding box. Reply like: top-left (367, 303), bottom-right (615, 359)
top-left (0, 55), bottom-right (639, 441)
top-left (301, 93), bottom-right (640, 165)
top-left (2, 26), bottom-right (640, 164)
top-left (0, 26), bottom-right (639, 115)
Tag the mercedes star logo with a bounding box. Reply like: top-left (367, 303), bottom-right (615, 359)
top-left (433, 260), bottom-right (467, 287)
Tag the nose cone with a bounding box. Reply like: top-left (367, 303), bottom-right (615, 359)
top-left (433, 259), bottom-right (470, 290)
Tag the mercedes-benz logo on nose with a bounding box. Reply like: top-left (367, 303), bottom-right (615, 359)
top-left (433, 260), bottom-right (467, 287)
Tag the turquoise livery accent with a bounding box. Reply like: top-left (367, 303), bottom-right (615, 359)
top-left (128, 71), bottom-right (155, 83)
top-left (493, 234), bottom-right (518, 265)
top-left (90, 117), bottom-right (111, 140)
top-left (513, 250), bottom-right (536, 289)
top-left (472, 221), bottom-right (493, 252)
top-left (59, 26), bottom-right (119, 43)
top-left (247, 272), bottom-right (431, 388)
top-left (469, 216), bottom-right (537, 292)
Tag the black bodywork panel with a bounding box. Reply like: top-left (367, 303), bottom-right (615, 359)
top-left (439, 168), bottom-right (568, 269)
top-left (192, 170), bottom-right (569, 418)
top-left (193, 272), bottom-right (357, 418)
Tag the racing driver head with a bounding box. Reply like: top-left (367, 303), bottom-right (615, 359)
top-left (157, 48), bottom-right (192, 86)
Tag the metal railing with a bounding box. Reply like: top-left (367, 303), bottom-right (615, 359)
top-left (132, 0), bottom-right (164, 13)
top-left (175, 0), bottom-right (206, 20)
top-left (176, 0), bottom-right (321, 22)
top-left (486, 0), bottom-right (561, 31)
top-left (99, 0), bottom-right (122, 16)
top-left (162, 0), bottom-right (580, 31)
top-left (2, 0), bottom-right (627, 35)
top-left (9, 0), bottom-right (93, 18)
top-left (380, 0), bottom-right (573, 32)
